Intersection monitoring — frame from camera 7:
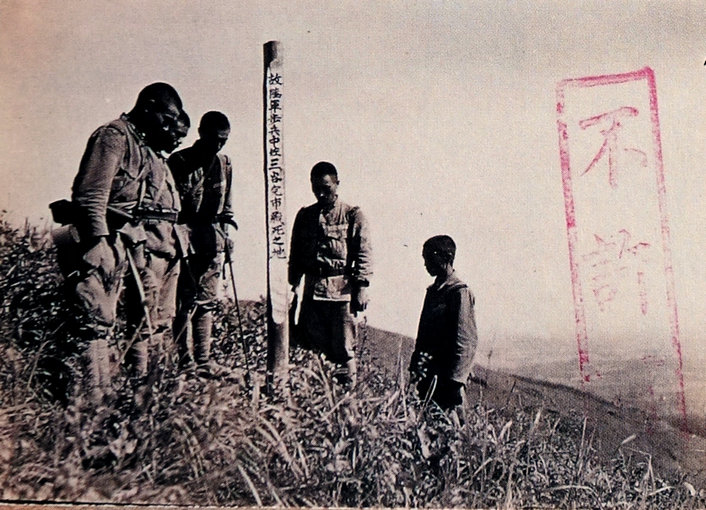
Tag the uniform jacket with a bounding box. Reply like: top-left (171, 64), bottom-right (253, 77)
top-left (411, 271), bottom-right (478, 384)
top-left (169, 144), bottom-right (233, 255)
top-left (71, 114), bottom-right (182, 257)
top-left (289, 198), bottom-right (372, 301)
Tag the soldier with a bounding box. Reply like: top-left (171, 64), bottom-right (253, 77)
top-left (409, 235), bottom-right (478, 410)
top-left (169, 111), bottom-right (235, 376)
top-left (165, 111), bottom-right (191, 155)
top-left (61, 82), bottom-right (186, 404)
top-left (289, 161), bottom-right (372, 387)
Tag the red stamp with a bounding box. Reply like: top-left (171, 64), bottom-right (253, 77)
top-left (556, 67), bottom-right (687, 431)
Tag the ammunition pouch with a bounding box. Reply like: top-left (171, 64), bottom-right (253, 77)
top-left (49, 199), bottom-right (77, 225)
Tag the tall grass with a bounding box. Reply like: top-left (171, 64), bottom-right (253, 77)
top-left (0, 215), bottom-right (704, 508)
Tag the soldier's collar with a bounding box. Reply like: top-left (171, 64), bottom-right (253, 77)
top-left (121, 113), bottom-right (148, 143)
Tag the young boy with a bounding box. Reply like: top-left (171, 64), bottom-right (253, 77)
top-left (410, 235), bottom-right (478, 409)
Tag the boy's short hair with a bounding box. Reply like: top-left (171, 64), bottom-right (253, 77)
top-left (199, 110), bottom-right (230, 131)
top-left (423, 235), bottom-right (456, 265)
top-left (310, 161), bottom-right (338, 181)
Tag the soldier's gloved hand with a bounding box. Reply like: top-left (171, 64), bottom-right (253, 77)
top-left (225, 237), bottom-right (235, 256)
top-left (351, 286), bottom-right (369, 316)
top-left (83, 236), bottom-right (115, 273)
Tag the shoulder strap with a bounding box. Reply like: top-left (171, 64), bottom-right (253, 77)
top-left (217, 153), bottom-right (232, 213)
top-left (117, 118), bottom-right (152, 211)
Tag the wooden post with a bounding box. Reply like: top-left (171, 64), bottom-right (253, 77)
top-left (263, 41), bottom-right (289, 391)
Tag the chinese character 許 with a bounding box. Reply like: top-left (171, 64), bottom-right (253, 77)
top-left (581, 229), bottom-right (651, 314)
top-left (268, 73), bottom-right (283, 86)
top-left (578, 106), bottom-right (647, 189)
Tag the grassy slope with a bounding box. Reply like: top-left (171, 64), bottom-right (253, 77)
top-left (1, 217), bottom-right (706, 508)
top-left (367, 325), bottom-right (706, 487)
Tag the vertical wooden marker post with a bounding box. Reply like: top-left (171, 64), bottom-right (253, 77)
top-left (263, 41), bottom-right (289, 392)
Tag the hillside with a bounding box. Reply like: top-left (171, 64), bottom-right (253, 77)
top-left (366, 326), bottom-right (706, 488)
top-left (1, 217), bottom-right (706, 508)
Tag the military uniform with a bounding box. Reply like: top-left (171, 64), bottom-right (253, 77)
top-left (169, 145), bottom-right (233, 367)
top-left (410, 271), bottom-right (478, 409)
top-left (65, 113), bottom-right (183, 400)
top-left (289, 198), bottom-right (372, 381)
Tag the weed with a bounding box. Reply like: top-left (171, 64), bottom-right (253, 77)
top-left (0, 215), bottom-right (703, 508)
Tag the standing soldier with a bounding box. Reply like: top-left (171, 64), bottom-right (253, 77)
top-left (289, 161), bottom-right (372, 387)
top-left (169, 111), bottom-right (235, 376)
top-left (409, 235), bottom-right (478, 410)
top-left (60, 83), bottom-right (186, 405)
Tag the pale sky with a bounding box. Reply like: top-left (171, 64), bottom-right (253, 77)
top-left (2, 1), bottom-right (706, 379)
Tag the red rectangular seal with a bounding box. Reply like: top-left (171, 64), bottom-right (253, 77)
top-left (556, 67), bottom-right (686, 431)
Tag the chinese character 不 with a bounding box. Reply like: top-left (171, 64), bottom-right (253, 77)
top-left (578, 106), bottom-right (647, 189)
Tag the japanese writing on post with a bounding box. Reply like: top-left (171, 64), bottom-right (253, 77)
top-left (265, 69), bottom-right (286, 260)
